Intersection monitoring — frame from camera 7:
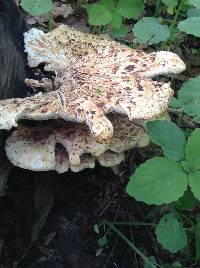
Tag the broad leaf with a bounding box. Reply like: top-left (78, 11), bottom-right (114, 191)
top-left (178, 17), bottom-right (200, 37)
top-left (189, 171), bottom-right (200, 200)
top-left (116, 0), bottom-right (144, 19)
top-left (111, 11), bottom-right (122, 29)
top-left (189, 0), bottom-right (200, 9)
top-left (185, 128), bottom-right (200, 172)
top-left (87, 4), bottom-right (112, 25)
top-left (126, 157), bottom-right (188, 205)
top-left (111, 24), bottom-right (129, 37)
top-left (162, 0), bottom-right (178, 8)
top-left (133, 17), bottom-right (170, 45)
top-left (177, 76), bottom-right (200, 119)
top-left (155, 213), bottom-right (187, 253)
top-left (20, 0), bottom-right (53, 15)
top-left (147, 120), bottom-right (186, 161)
top-left (101, 0), bottom-right (115, 12)
top-left (187, 8), bottom-right (200, 17)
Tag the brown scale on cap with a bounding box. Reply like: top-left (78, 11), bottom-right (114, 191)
top-left (0, 25), bottom-right (185, 143)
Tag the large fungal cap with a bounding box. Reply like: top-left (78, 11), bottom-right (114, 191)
top-left (5, 115), bottom-right (149, 173)
top-left (0, 25), bottom-right (185, 142)
top-left (0, 71), bottom-right (173, 142)
top-left (24, 25), bottom-right (185, 77)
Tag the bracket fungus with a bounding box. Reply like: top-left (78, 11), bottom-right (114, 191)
top-left (0, 25), bottom-right (186, 173)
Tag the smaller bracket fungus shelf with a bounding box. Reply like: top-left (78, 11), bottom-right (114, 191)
top-left (0, 25), bottom-right (186, 173)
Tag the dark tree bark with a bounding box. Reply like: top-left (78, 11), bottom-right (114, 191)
top-left (0, 0), bottom-right (28, 99)
top-left (0, 0), bottom-right (28, 195)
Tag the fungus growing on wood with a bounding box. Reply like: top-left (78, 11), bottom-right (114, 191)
top-left (0, 25), bottom-right (185, 143)
top-left (5, 115), bottom-right (148, 173)
top-left (0, 25), bottom-right (186, 173)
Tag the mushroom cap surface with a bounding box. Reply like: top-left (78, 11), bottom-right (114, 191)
top-left (0, 25), bottom-right (185, 142)
top-left (5, 115), bottom-right (148, 173)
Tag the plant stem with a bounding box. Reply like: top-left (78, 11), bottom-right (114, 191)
top-left (155, 0), bottom-right (162, 17)
top-left (110, 221), bottom-right (156, 227)
top-left (171, 0), bottom-right (184, 29)
top-left (48, 11), bottom-right (53, 31)
top-left (103, 220), bottom-right (158, 268)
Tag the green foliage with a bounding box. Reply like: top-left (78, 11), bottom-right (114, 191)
top-left (133, 17), bottom-right (170, 45)
top-left (170, 76), bottom-right (200, 124)
top-left (189, 0), bottom-right (200, 9)
top-left (155, 213), bottom-right (187, 253)
top-left (86, 0), bottom-right (144, 35)
top-left (127, 120), bottom-right (200, 205)
top-left (116, 0), bottom-right (144, 19)
top-left (178, 17), bottom-right (200, 37)
top-left (20, 0), bottom-right (53, 16)
top-left (87, 4), bottom-right (113, 25)
top-left (185, 129), bottom-right (200, 172)
top-left (146, 120), bottom-right (186, 161)
top-left (161, 0), bottom-right (178, 9)
top-left (126, 157), bottom-right (188, 205)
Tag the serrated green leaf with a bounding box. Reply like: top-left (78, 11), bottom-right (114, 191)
top-left (155, 213), bottom-right (187, 253)
top-left (20, 0), bottom-right (53, 15)
top-left (189, 0), bottom-right (200, 9)
top-left (87, 4), bottom-right (112, 26)
top-left (147, 120), bottom-right (186, 161)
top-left (187, 8), bottom-right (200, 17)
top-left (126, 157), bottom-right (188, 205)
top-left (189, 171), bottom-right (200, 200)
top-left (162, 0), bottom-right (178, 8)
top-left (116, 0), bottom-right (144, 19)
top-left (101, 0), bottom-right (115, 12)
top-left (133, 17), bottom-right (170, 45)
top-left (111, 11), bottom-right (122, 29)
top-left (185, 128), bottom-right (200, 172)
top-left (178, 17), bottom-right (200, 37)
top-left (111, 24), bottom-right (129, 37)
top-left (177, 76), bottom-right (200, 118)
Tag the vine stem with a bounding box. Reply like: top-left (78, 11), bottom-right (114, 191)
top-left (171, 0), bottom-right (184, 29)
top-left (103, 220), bottom-right (159, 268)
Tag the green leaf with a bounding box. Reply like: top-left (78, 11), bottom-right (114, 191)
top-left (177, 76), bottom-right (200, 118)
top-left (20, 0), bottom-right (53, 15)
top-left (178, 17), bottom-right (200, 37)
top-left (111, 24), bottom-right (129, 37)
top-left (133, 17), bottom-right (170, 45)
top-left (147, 120), bottom-right (186, 161)
top-left (111, 11), bottom-right (122, 29)
top-left (162, 0), bottom-right (178, 8)
top-left (169, 97), bottom-right (182, 109)
top-left (155, 213), bottom-right (187, 253)
top-left (126, 157), bottom-right (188, 205)
top-left (116, 0), bottom-right (144, 19)
top-left (97, 235), bottom-right (108, 247)
top-left (101, 0), bottom-right (115, 12)
top-left (189, 0), bottom-right (200, 9)
top-left (189, 171), bottom-right (200, 200)
top-left (175, 188), bottom-right (197, 210)
top-left (187, 8), bottom-right (200, 17)
top-left (185, 128), bottom-right (200, 172)
top-left (87, 4), bottom-right (112, 26)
